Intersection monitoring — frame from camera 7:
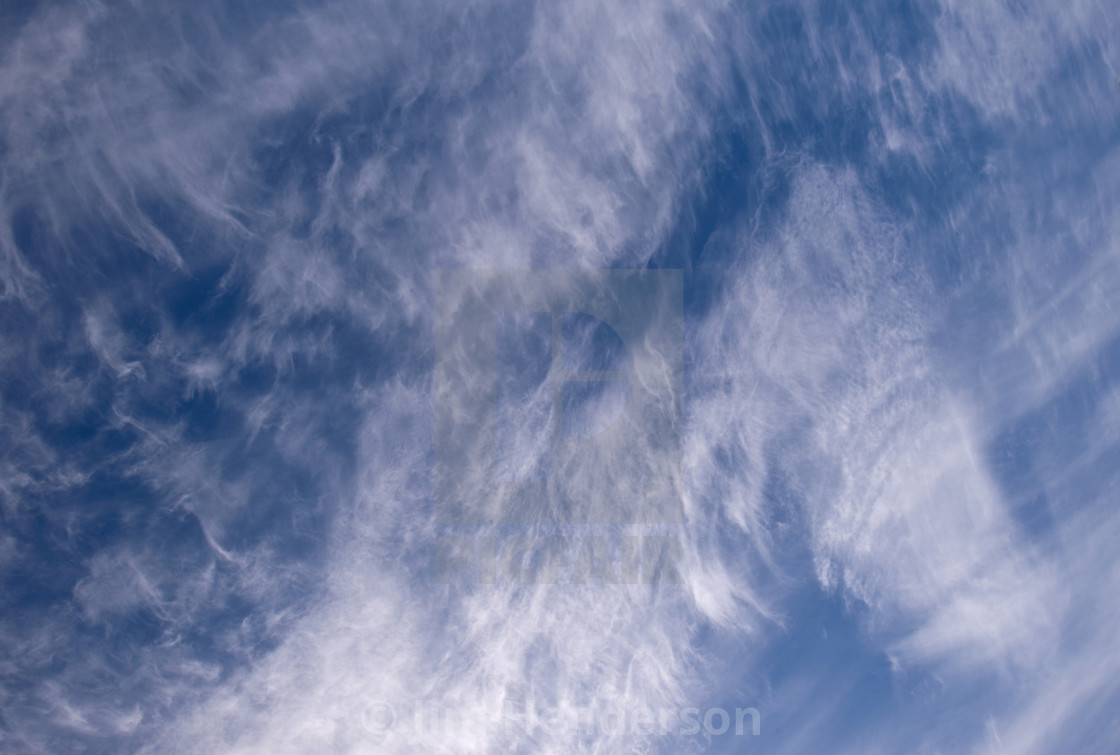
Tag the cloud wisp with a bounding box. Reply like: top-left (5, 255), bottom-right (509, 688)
top-left (1, 0), bottom-right (1118, 753)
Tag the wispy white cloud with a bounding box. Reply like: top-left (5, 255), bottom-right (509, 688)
top-left (2, 0), bottom-right (1118, 752)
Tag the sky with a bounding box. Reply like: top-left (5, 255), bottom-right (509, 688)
top-left (1, 0), bottom-right (1119, 752)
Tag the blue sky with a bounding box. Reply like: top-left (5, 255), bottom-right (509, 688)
top-left (1, 1), bottom-right (1119, 752)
